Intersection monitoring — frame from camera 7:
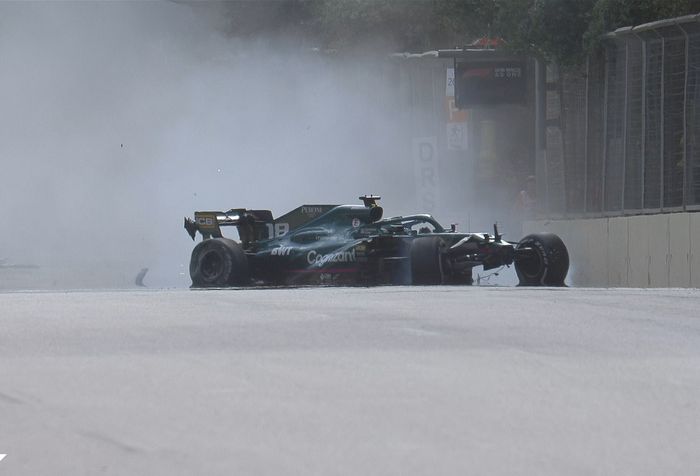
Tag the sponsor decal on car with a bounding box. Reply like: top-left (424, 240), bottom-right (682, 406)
top-left (302, 206), bottom-right (324, 215)
top-left (307, 249), bottom-right (356, 267)
top-left (197, 217), bottom-right (215, 226)
top-left (271, 246), bottom-right (293, 256)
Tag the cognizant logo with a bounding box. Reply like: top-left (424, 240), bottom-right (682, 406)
top-left (307, 249), bottom-right (356, 267)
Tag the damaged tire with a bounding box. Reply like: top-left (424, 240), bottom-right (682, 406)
top-left (410, 236), bottom-right (445, 285)
top-left (189, 238), bottom-right (249, 287)
top-left (515, 233), bottom-right (569, 286)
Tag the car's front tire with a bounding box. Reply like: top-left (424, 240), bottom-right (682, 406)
top-left (514, 233), bottom-right (569, 286)
top-left (189, 238), bottom-right (249, 287)
top-left (410, 236), bottom-right (446, 285)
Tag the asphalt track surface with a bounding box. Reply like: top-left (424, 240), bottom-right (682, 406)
top-left (1, 286), bottom-right (699, 475)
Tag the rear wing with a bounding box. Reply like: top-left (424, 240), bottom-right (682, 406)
top-left (184, 209), bottom-right (272, 242)
top-left (184, 205), bottom-right (338, 243)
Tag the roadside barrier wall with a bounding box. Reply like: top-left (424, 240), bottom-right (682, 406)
top-left (524, 212), bottom-right (700, 288)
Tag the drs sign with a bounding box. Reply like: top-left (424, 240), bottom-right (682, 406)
top-left (455, 60), bottom-right (527, 108)
top-left (413, 137), bottom-right (439, 213)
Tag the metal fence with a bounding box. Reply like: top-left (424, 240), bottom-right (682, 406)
top-left (552, 14), bottom-right (700, 217)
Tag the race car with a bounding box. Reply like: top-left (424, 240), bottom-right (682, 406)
top-left (184, 196), bottom-right (569, 287)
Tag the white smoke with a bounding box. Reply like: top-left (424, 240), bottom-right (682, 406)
top-left (0, 1), bottom-right (415, 288)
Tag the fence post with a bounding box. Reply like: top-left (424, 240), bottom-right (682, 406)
top-left (622, 39), bottom-right (629, 214)
top-left (601, 44), bottom-right (610, 211)
top-left (680, 23), bottom-right (690, 209)
top-left (660, 33), bottom-right (666, 209)
top-left (584, 55), bottom-right (590, 213)
top-left (535, 57), bottom-right (547, 216)
top-left (636, 32), bottom-right (647, 209)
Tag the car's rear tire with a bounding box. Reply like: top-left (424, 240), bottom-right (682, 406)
top-left (190, 238), bottom-right (249, 287)
top-left (515, 233), bottom-right (569, 286)
top-left (410, 236), bottom-right (445, 285)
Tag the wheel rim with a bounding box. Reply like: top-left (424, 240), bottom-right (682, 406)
top-left (518, 246), bottom-right (544, 279)
top-left (201, 250), bottom-right (223, 280)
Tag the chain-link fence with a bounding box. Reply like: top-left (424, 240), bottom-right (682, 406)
top-left (551, 14), bottom-right (700, 217)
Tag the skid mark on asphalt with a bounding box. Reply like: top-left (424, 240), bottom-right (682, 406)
top-left (400, 327), bottom-right (443, 337)
top-left (77, 430), bottom-right (142, 454)
top-left (0, 391), bottom-right (24, 405)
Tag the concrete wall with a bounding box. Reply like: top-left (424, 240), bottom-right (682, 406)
top-left (524, 212), bottom-right (700, 288)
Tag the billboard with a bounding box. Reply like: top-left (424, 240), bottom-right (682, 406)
top-left (455, 60), bottom-right (527, 108)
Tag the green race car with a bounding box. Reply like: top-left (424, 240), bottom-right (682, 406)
top-left (184, 196), bottom-right (569, 288)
